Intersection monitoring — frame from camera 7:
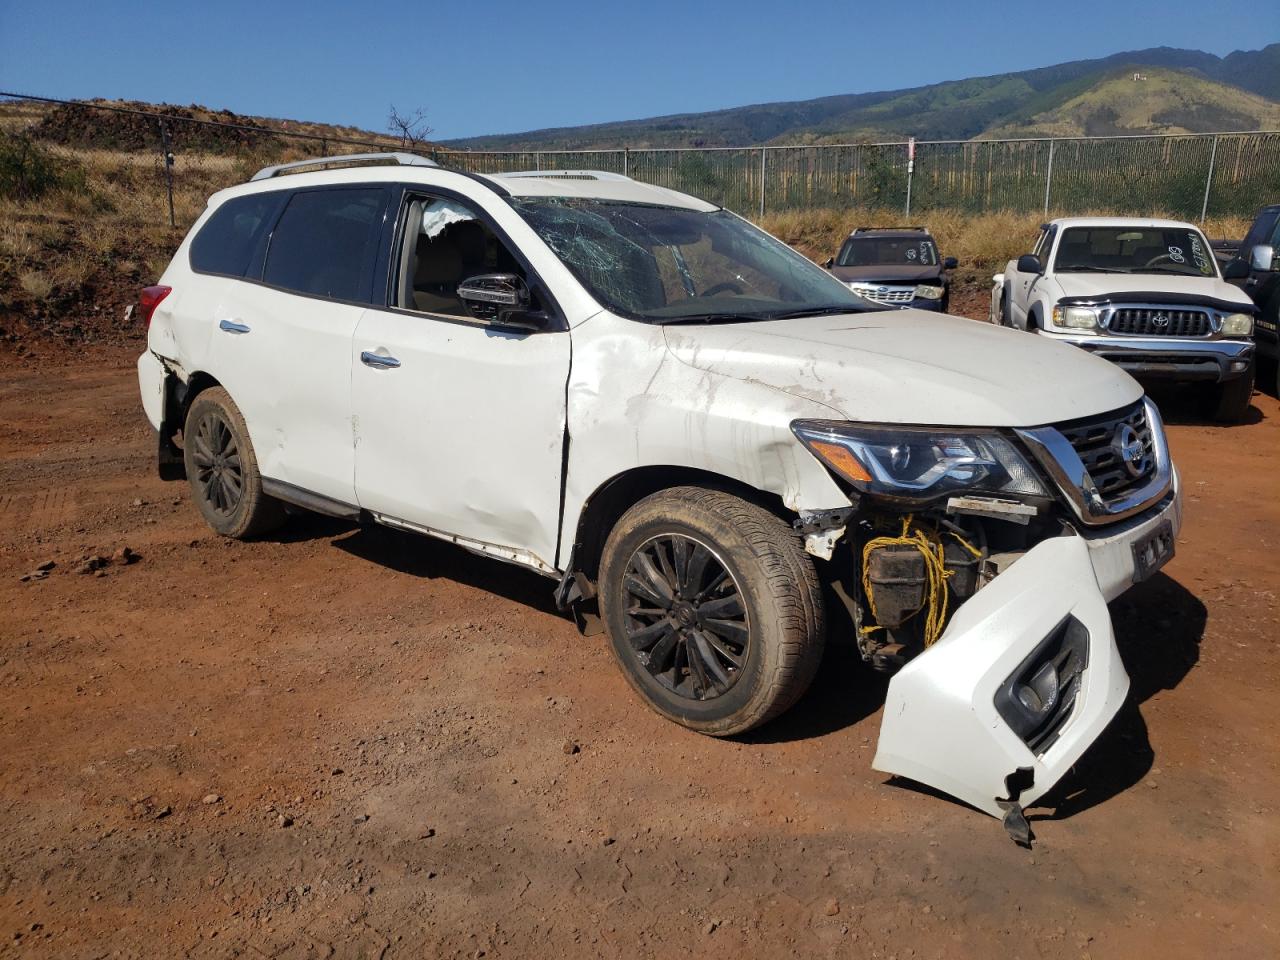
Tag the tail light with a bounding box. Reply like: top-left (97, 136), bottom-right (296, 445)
top-left (139, 285), bottom-right (172, 327)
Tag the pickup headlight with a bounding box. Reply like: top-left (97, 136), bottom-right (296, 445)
top-left (915, 284), bottom-right (945, 300)
top-left (1052, 305), bottom-right (1099, 330)
top-left (1221, 312), bottom-right (1254, 336)
top-left (791, 420), bottom-right (1049, 504)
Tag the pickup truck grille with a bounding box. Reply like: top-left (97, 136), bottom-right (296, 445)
top-left (1057, 401), bottom-right (1156, 501)
top-left (1107, 307), bottom-right (1211, 337)
top-left (849, 283), bottom-right (915, 304)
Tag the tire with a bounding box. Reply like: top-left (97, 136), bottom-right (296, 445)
top-left (1208, 366), bottom-right (1255, 423)
top-left (598, 486), bottom-right (825, 737)
top-left (183, 387), bottom-right (286, 539)
top-left (999, 292), bottom-right (1012, 327)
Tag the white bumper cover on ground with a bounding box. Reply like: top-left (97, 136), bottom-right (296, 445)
top-left (872, 534), bottom-right (1131, 819)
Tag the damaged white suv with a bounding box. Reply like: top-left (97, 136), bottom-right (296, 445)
top-left (138, 154), bottom-right (1181, 829)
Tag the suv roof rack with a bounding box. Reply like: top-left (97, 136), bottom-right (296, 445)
top-left (493, 169), bottom-right (634, 182)
top-left (250, 151), bottom-right (439, 181)
top-left (851, 225), bottom-right (929, 235)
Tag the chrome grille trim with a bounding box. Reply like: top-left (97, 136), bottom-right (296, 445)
top-left (1104, 306), bottom-right (1212, 338)
top-left (849, 283), bottom-right (916, 304)
top-left (1016, 397), bottom-right (1173, 526)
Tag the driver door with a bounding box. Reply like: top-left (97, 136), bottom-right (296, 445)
top-left (1011, 226), bottom-right (1054, 328)
top-left (350, 191), bottom-right (571, 573)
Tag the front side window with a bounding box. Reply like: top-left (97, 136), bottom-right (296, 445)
top-left (837, 236), bottom-right (938, 267)
top-left (1052, 226), bottom-right (1218, 277)
top-left (190, 192), bottom-right (283, 278)
top-left (511, 198), bottom-right (870, 323)
top-left (263, 188), bottom-right (387, 302)
top-left (395, 195), bottom-right (539, 317)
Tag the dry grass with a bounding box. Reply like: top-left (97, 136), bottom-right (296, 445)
top-left (756, 207), bottom-right (1254, 275)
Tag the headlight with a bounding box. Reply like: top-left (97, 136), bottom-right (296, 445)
top-left (1052, 305), bottom-right (1098, 330)
top-left (791, 420), bottom-right (1049, 504)
top-left (915, 284), bottom-right (944, 300)
top-left (1221, 312), bottom-right (1254, 336)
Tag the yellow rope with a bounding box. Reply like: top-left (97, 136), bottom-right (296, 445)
top-left (860, 516), bottom-right (977, 648)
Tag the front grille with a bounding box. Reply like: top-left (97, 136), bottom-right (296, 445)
top-left (1057, 401), bottom-right (1155, 501)
top-left (1107, 307), bottom-right (1211, 337)
top-left (850, 284), bottom-right (915, 304)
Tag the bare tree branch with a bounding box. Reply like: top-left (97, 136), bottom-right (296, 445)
top-left (387, 105), bottom-right (432, 150)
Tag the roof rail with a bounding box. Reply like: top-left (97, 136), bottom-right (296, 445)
top-left (493, 169), bottom-right (634, 182)
top-left (250, 151), bottom-right (438, 181)
top-left (851, 225), bottom-right (929, 234)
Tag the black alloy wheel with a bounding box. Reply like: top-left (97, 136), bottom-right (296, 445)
top-left (190, 410), bottom-right (243, 516)
top-left (621, 533), bottom-right (750, 701)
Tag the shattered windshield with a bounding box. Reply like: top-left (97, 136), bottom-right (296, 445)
top-left (509, 198), bottom-right (871, 322)
top-left (1052, 226), bottom-right (1218, 277)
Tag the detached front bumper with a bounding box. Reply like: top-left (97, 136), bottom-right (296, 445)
top-left (873, 535), bottom-right (1128, 819)
top-left (1036, 329), bottom-right (1254, 383)
top-left (871, 482), bottom-right (1180, 821)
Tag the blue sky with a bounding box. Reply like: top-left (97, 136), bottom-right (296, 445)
top-left (0, 0), bottom-right (1272, 140)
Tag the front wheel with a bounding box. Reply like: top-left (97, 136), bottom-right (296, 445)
top-left (598, 487), bottom-right (825, 736)
top-left (1208, 367), bottom-right (1255, 423)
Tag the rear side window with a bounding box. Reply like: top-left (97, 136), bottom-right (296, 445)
top-left (190, 193), bottom-right (283, 277)
top-left (263, 188), bottom-right (387, 302)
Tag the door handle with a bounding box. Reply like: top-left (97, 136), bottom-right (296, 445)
top-left (218, 319), bottom-right (251, 334)
top-left (360, 351), bottom-right (401, 369)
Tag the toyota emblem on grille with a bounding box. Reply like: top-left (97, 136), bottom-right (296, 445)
top-left (877, 286), bottom-right (888, 294)
top-left (1112, 423), bottom-right (1149, 478)
top-left (1152, 313), bottom-right (1170, 328)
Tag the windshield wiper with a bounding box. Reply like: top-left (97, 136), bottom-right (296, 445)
top-left (658, 313), bottom-right (764, 325)
top-left (762, 305), bottom-right (862, 320)
top-left (1055, 267), bottom-right (1137, 274)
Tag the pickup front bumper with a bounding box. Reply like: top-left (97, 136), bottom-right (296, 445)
top-left (874, 483), bottom-right (1181, 823)
top-left (1035, 330), bottom-right (1254, 383)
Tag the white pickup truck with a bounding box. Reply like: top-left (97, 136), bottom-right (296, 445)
top-left (991, 217), bottom-right (1257, 421)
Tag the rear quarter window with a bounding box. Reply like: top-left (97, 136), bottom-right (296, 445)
top-left (189, 192), bottom-right (284, 278)
top-left (262, 188), bottom-right (387, 303)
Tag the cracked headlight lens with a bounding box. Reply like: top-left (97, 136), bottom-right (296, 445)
top-left (792, 420), bottom-right (1049, 504)
top-left (915, 284), bottom-right (945, 300)
top-left (1221, 312), bottom-right (1253, 336)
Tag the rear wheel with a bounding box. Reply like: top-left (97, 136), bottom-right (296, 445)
top-left (599, 487), bottom-right (825, 736)
top-left (1207, 366), bottom-right (1255, 423)
top-left (183, 387), bottom-right (286, 538)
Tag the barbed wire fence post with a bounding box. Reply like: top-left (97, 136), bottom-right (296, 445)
top-left (1043, 139), bottom-right (1055, 217)
top-left (157, 118), bottom-right (176, 228)
top-left (1200, 135), bottom-right (1219, 223)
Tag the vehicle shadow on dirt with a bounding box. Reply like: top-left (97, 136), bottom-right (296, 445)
top-left (1032, 571), bottom-right (1206, 821)
top-left (1149, 383), bottom-right (1267, 427)
top-left (315, 516), bottom-right (565, 616)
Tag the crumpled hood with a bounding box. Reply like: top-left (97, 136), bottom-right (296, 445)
top-left (662, 310), bottom-right (1142, 427)
top-left (1051, 272), bottom-right (1255, 308)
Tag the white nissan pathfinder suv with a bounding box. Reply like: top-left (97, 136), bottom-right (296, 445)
top-left (138, 154), bottom-right (1183, 834)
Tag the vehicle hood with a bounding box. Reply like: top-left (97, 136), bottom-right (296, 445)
top-left (1051, 272), bottom-right (1255, 309)
top-left (662, 310), bottom-right (1141, 427)
top-left (830, 264), bottom-right (943, 284)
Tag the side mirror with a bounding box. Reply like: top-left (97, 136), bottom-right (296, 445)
top-left (824, 257), bottom-right (835, 269)
top-left (943, 256), bottom-right (958, 270)
top-left (1250, 244), bottom-right (1276, 272)
top-left (457, 273), bottom-right (545, 330)
top-left (1016, 254), bottom-right (1043, 275)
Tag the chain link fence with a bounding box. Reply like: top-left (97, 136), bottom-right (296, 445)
top-left (3, 92), bottom-right (1278, 238)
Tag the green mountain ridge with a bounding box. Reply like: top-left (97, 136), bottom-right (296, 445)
top-left (445, 44), bottom-right (1280, 150)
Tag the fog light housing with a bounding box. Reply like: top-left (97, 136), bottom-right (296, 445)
top-left (994, 616), bottom-right (1089, 753)
top-left (1229, 359), bottom-right (1250, 374)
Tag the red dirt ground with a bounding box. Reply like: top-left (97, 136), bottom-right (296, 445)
top-left (0, 344), bottom-right (1277, 959)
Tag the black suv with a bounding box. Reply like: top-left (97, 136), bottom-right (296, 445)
top-left (824, 227), bottom-right (957, 312)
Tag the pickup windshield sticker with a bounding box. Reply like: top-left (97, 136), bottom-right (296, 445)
top-left (1188, 234), bottom-right (1212, 274)
top-left (1167, 246), bottom-right (1185, 263)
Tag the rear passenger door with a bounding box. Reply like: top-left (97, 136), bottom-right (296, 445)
top-left (204, 185), bottom-right (391, 506)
